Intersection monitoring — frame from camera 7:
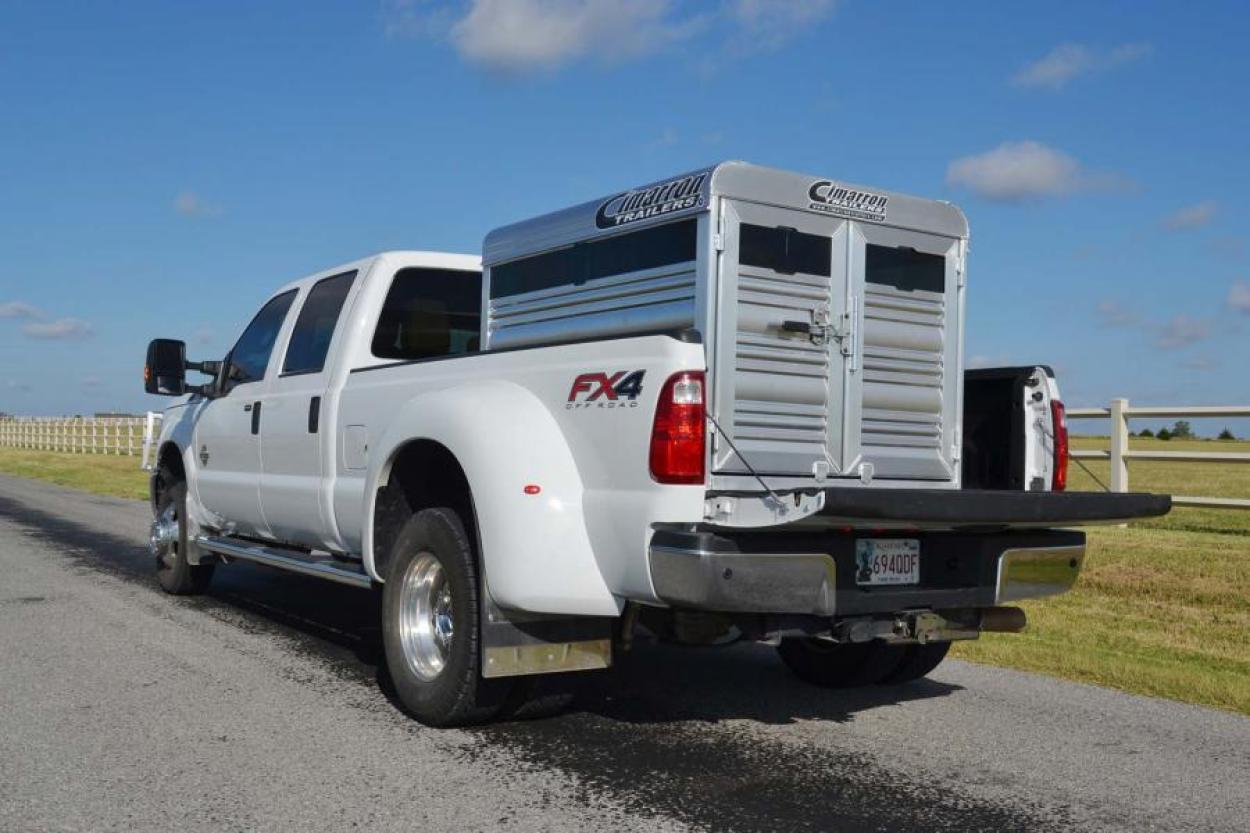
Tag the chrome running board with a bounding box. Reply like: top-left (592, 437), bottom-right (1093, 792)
top-left (196, 535), bottom-right (372, 589)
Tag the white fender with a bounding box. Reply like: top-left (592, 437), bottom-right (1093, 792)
top-left (362, 380), bottom-right (620, 617)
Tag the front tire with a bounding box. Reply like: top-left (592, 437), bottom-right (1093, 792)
top-left (152, 468), bottom-right (214, 595)
top-left (381, 508), bottom-right (513, 726)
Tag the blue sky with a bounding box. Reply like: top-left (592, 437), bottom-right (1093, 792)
top-left (1, 0), bottom-right (1247, 434)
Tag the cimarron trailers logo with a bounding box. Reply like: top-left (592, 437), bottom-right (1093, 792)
top-left (808, 180), bottom-right (889, 222)
top-left (595, 172), bottom-right (708, 229)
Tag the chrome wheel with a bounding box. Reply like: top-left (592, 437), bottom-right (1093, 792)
top-left (397, 552), bottom-right (454, 682)
top-left (150, 503), bottom-right (179, 567)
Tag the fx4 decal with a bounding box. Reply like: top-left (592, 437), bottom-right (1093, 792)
top-left (566, 370), bottom-right (645, 409)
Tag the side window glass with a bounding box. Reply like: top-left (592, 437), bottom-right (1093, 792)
top-left (865, 244), bottom-right (945, 293)
top-left (371, 268), bottom-right (482, 361)
top-left (282, 271), bottom-right (357, 375)
top-left (226, 290), bottom-right (297, 390)
top-left (489, 218), bottom-right (696, 299)
top-left (739, 223), bottom-right (832, 276)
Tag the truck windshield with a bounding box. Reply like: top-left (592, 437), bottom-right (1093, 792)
top-left (371, 268), bottom-right (482, 361)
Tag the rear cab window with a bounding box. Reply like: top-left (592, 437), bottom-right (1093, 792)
top-left (371, 268), bottom-right (483, 360)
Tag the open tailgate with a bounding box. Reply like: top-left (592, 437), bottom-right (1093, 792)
top-left (804, 488), bottom-right (1170, 529)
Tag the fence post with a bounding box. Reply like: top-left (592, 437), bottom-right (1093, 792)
top-left (1110, 398), bottom-right (1129, 493)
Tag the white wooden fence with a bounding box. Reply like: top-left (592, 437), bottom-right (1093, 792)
top-left (4, 404), bottom-right (1247, 511)
top-left (0, 413), bottom-right (164, 469)
top-left (1067, 400), bottom-right (1250, 511)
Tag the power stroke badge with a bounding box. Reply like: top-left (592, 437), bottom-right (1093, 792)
top-left (808, 180), bottom-right (889, 223)
top-left (595, 172), bottom-right (708, 229)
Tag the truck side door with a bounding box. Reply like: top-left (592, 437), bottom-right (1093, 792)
top-left (258, 270), bottom-right (357, 549)
top-left (193, 289), bottom-right (297, 537)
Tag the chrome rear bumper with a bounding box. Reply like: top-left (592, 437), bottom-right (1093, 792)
top-left (648, 545), bottom-right (838, 616)
top-left (648, 527), bottom-right (1086, 616)
top-left (996, 545), bottom-right (1085, 604)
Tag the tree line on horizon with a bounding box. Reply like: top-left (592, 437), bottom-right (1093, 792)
top-left (1133, 421), bottom-right (1237, 441)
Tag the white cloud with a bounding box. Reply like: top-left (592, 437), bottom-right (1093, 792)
top-left (449, 0), bottom-right (703, 73)
top-left (945, 140), bottom-right (1127, 202)
top-left (174, 191), bottom-right (221, 218)
top-left (21, 318), bottom-right (93, 340)
top-left (82, 376), bottom-right (102, 389)
top-left (2, 301), bottom-right (93, 340)
top-left (388, 0), bottom-right (833, 74)
top-left (1154, 315), bottom-right (1211, 350)
top-left (7, 380), bottom-right (32, 393)
top-left (0, 301), bottom-right (44, 320)
top-left (728, 0), bottom-right (836, 52)
top-left (1013, 42), bottom-right (1152, 91)
top-left (1162, 200), bottom-right (1218, 231)
top-left (1229, 281), bottom-right (1250, 314)
top-left (383, 0), bottom-right (460, 39)
top-left (1095, 300), bottom-right (1138, 329)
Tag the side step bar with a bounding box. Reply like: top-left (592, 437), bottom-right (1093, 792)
top-left (196, 536), bottom-right (372, 589)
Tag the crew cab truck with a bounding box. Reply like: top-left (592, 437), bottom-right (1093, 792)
top-left (143, 162), bottom-right (1169, 726)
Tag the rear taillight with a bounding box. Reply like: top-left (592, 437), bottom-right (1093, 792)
top-left (1051, 400), bottom-right (1068, 491)
top-left (650, 371), bottom-right (706, 485)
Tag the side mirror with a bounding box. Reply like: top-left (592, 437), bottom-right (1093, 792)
top-left (144, 339), bottom-right (187, 396)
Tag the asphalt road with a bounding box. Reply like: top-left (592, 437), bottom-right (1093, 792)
top-left (1, 474), bottom-right (1247, 833)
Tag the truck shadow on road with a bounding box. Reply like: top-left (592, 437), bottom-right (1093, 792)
top-left (1, 493), bottom-right (961, 730)
top-left (7, 495), bottom-right (1069, 833)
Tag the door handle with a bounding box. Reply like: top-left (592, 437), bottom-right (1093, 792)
top-left (308, 396), bottom-right (321, 434)
top-left (243, 403), bottom-right (252, 412)
top-left (251, 401), bottom-right (262, 435)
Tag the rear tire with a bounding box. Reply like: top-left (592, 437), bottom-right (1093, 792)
top-left (777, 638), bottom-right (904, 688)
top-left (152, 468), bottom-right (214, 595)
top-left (879, 642), bottom-right (951, 685)
top-left (381, 508), bottom-right (514, 726)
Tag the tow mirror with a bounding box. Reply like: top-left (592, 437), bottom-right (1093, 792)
top-left (144, 339), bottom-right (187, 396)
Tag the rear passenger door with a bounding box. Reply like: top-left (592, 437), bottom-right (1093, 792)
top-left (258, 271), bottom-right (357, 549)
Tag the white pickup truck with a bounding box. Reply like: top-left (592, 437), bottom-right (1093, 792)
top-left (144, 162), bottom-right (1169, 725)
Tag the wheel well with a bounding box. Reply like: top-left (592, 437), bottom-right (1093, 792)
top-left (150, 442), bottom-right (186, 512)
top-left (158, 443), bottom-right (186, 481)
top-left (373, 440), bottom-right (478, 581)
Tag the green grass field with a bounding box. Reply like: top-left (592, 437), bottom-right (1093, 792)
top-left (953, 435), bottom-right (1250, 715)
top-left (0, 448), bottom-right (150, 501)
top-left (2, 439), bottom-right (1248, 715)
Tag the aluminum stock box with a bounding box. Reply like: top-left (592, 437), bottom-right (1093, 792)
top-left (483, 161), bottom-right (968, 492)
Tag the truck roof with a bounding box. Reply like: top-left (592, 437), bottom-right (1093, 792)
top-left (484, 161), bottom-right (968, 266)
top-left (371, 250), bottom-right (481, 271)
top-left (266, 250), bottom-right (480, 297)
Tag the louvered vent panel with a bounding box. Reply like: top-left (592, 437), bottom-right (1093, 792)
top-left (861, 286), bottom-right (945, 456)
top-left (488, 263), bottom-right (697, 350)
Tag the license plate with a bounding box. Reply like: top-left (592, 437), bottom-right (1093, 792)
top-left (855, 539), bottom-right (920, 586)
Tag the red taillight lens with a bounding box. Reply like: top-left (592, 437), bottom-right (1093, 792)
top-left (1051, 400), bottom-right (1068, 491)
top-left (650, 371), bottom-right (706, 485)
